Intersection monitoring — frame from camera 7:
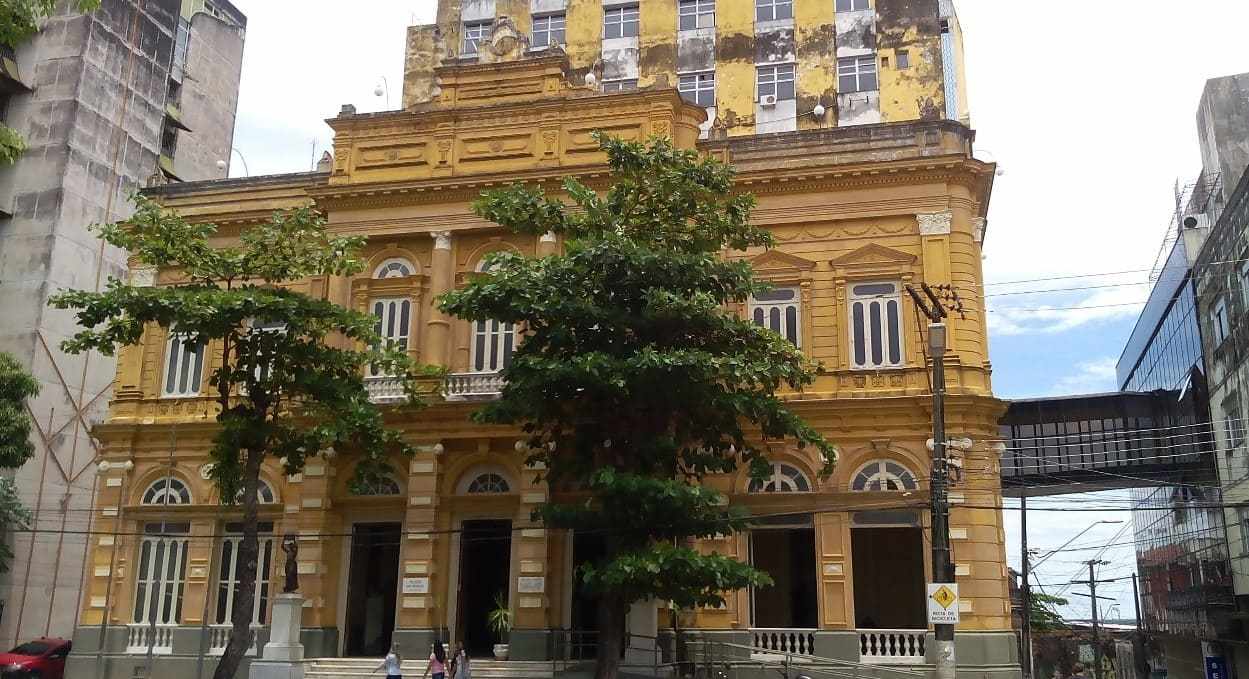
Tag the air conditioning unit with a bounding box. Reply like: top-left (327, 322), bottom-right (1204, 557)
top-left (1181, 212), bottom-right (1211, 230)
top-left (759, 94), bottom-right (777, 108)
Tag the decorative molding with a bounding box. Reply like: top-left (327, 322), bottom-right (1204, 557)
top-left (972, 217), bottom-right (987, 244)
top-left (130, 267), bottom-right (157, 288)
top-left (750, 249), bottom-right (817, 273)
top-left (830, 243), bottom-right (918, 269)
top-left (917, 211), bottom-right (953, 236)
top-left (431, 230), bottom-right (453, 250)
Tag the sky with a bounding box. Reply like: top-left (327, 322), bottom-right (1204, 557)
top-left (222, 0), bottom-right (1249, 622)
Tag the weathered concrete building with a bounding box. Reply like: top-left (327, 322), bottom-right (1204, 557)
top-left (1196, 72), bottom-right (1249, 207)
top-left (65, 7), bottom-right (1019, 679)
top-left (0, 0), bottom-right (245, 649)
top-left (404, 0), bottom-right (970, 137)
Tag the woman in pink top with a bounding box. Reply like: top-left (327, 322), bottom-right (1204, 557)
top-left (421, 641), bottom-right (447, 679)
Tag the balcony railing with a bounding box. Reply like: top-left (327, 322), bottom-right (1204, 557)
top-left (126, 623), bottom-right (175, 655)
top-left (364, 375), bottom-right (407, 404)
top-left (751, 628), bottom-right (816, 656)
top-left (443, 371), bottom-right (505, 400)
top-left (859, 629), bottom-right (926, 664)
top-left (208, 624), bottom-right (260, 656)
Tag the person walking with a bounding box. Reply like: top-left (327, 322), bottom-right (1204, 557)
top-left (450, 641), bottom-right (471, 679)
top-left (374, 644), bottom-right (404, 679)
top-left (421, 641), bottom-right (448, 679)
top-left (1070, 663), bottom-right (1089, 679)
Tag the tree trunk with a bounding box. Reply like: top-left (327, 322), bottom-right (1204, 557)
top-left (595, 593), bottom-right (626, 679)
top-left (212, 450), bottom-right (264, 679)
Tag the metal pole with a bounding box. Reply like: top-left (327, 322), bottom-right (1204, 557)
top-left (1021, 488), bottom-right (1032, 679)
top-left (1090, 561), bottom-right (1102, 679)
top-left (930, 323), bottom-right (956, 679)
top-left (1132, 573), bottom-right (1148, 679)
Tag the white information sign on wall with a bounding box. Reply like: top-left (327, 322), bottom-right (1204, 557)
top-left (403, 577), bottom-right (430, 594)
top-left (926, 583), bottom-right (960, 624)
top-left (517, 576), bottom-right (546, 593)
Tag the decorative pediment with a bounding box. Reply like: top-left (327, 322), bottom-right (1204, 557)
top-left (750, 249), bottom-right (817, 276)
top-left (830, 243), bottom-right (917, 269)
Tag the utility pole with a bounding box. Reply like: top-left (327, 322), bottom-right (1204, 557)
top-left (1070, 560), bottom-right (1114, 679)
top-left (906, 284), bottom-right (957, 679)
top-left (1131, 573), bottom-right (1148, 679)
top-left (1020, 488), bottom-right (1032, 679)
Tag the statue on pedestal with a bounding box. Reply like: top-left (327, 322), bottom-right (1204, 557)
top-left (282, 534), bottom-right (299, 594)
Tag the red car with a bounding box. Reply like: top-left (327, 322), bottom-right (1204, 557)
top-left (0, 638), bottom-right (71, 679)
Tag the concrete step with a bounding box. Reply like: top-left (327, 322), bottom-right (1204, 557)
top-left (306, 658), bottom-right (555, 679)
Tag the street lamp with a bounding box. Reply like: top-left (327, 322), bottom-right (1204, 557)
top-left (214, 147), bottom-right (250, 177)
top-left (374, 76), bottom-right (391, 109)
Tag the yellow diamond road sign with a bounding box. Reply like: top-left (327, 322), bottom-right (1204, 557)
top-left (931, 585), bottom-right (956, 609)
top-left (927, 583), bottom-right (960, 624)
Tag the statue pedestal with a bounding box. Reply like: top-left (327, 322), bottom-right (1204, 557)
top-left (249, 594), bottom-right (305, 679)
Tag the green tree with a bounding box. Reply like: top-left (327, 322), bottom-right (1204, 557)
top-left (0, 351), bottom-right (38, 573)
top-left (0, 0), bottom-right (101, 164)
top-left (1030, 591), bottom-right (1070, 632)
top-left (51, 195), bottom-right (431, 679)
top-left (440, 133), bottom-right (836, 679)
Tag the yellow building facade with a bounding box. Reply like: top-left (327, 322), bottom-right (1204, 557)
top-left (67, 30), bottom-right (1015, 679)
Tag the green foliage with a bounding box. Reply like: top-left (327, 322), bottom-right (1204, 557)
top-left (487, 592), bottom-right (512, 639)
top-left (0, 352), bottom-right (38, 469)
top-left (0, 124), bottom-right (25, 166)
top-left (0, 0), bottom-right (100, 47)
top-left (0, 476), bottom-right (31, 574)
top-left (50, 193), bottom-right (432, 679)
top-left (1030, 591), bottom-right (1069, 632)
top-left (441, 133), bottom-right (836, 668)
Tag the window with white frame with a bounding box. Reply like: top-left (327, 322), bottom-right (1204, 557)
top-left (215, 522), bottom-right (274, 625)
top-left (755, 0), bottom-right (792, 22)
top-left (851, 460), bottom-right (918, 491)
top-left (467, 473), bottom-right (511, 494)
top-left (1240, 507), bottom-right (1249, 554)
top-left (374, 258), bottom-right (414, 279)
top-left (370, 298), bottom-right (412, 377)
top-left (133, 522), bottom-right (191, 625)
top-left (750, 287), bottom-right (801, 347)
top-left (246, 319), bottom-right (286, 384)
top-left (836, 0), bottom-right (869, 11)
top-left (604, 5), bottom-right (640, 39)
top-left (748, 463), bottom-right (811, 493)
top-left (472, 260), bottom-right (516, 373)
top-left (162, 330), bottom-right (205, 397)
top-left (603, 79), bottom-right (638, 92)
top-left (1226, 393), bottom-right (1244, 450)
top-left (849, 282), bottom-right (903, 368)
top-left (757, 64), bottom-right (795, 101)
top-left (679, 0), bottom-right (714, 30)
top-left (1214, 296), bottom-right (1230, 344)
top-left (679, 71), bottom-right (715, 107)
top-left (231, 479), bottom-right (278, 505)
top-left (532, 13), bottom-right (565, 48)
top-left (462, 21), bottom-right (491, 55)
top-left (142, 477), bottom-right (192, 505)
top-left (351, 475), bottom-right (401, 496)
top-left (837, 55), bottom-right (878, 93)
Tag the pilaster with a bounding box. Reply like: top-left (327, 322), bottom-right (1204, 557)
top-left (514, 461), bottom-right (551, 631)
top-left (423, 231), bottom-right (455, 367)
top-left (398, 442), bottom-right (445, 630)
top-left (291, 455), bottom-right (340, 628)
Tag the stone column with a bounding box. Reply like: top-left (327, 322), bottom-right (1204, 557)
top-left (289, 455), bottom-right (341, 657)
top-left (395, 442), bottom-right (444, 655)
top-left (423, 231), bottom-right (454, 367)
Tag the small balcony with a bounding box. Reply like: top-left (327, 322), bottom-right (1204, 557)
top-left (443, 371), bottom-right (505, 401)
top-left (858, 629), bottom-right (927, 664)
top-left (364, 374), bottom-right (408, 404)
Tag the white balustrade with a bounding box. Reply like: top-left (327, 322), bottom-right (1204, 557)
top-left (443, 371), bottom-right (505, 400)
top-left (752, 628), bottom-right (816, 656)
top-left (126, 624), bottom-right (175, 655)
top-left (208, 624), bottom-right (260, 656)
top-left (858, 629), bottom-right (926, 664)
top-left (364, 375), bottom-right (407, 404)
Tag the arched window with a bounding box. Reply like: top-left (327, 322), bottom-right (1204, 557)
top-left (472, 258), bottom-right (516, 373)
top-left (370, 297), bottom-right (412, 377)
top-left (142, 477), bottom-right (192, 505)
top-left (232, 479), bottom-right (278, 505)
top-left (466, 473), bottom-right (510, 494)
top-left (374, 258), bottom-right (415, 279)
top-left (351, 476), bottom-right (402, 496)
top-left (748, 463), bottom-right (811, 493)
top-left (851, 460), bottom-right (918, 492)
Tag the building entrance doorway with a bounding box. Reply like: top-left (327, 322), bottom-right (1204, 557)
top-left (457, 519), bottom-right (512, 656)
top-left (851, 525), bottom-right (925, 629)
top-left (750, 518), bottom-right (818, 629)
top-left (344, 522), bottom-right (401, 656)
top-left (569, 530), bottom-right (607, 658)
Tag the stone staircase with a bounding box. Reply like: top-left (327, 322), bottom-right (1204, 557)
top-left (306, 658), bottom-right (556, 679)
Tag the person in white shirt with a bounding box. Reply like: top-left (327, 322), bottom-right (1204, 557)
top-left (374, 644), bottom-right (404, 679)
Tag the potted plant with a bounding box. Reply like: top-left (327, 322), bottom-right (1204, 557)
top-left (488, 592), bottom-right (512, 660)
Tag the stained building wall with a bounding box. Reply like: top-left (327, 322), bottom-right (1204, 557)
top-left (0, 0), bottom-right (244, 648)
top-left (1196, 72), bottom-right (1249, 205)
top-left (401, 0), bottom-right (970, 136)
top-left (171, 9), bottom-right (246, 181)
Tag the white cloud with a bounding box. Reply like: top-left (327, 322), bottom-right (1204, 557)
top-left (986, 286), bottom-right (1147, 336)
top-left (1049, 357), bottom-right (1120, 396)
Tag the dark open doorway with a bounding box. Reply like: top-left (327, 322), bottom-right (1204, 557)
top-left (570, 530), bottom-right (608, 658)
top-left (750, 522), bottom-right (818, 628)
top-left (344, 522), bottom-right (401, 656)
top-left (851, 526), bottom-right (926, 629)
top-left (457, 519), bottom-right (512, 657)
